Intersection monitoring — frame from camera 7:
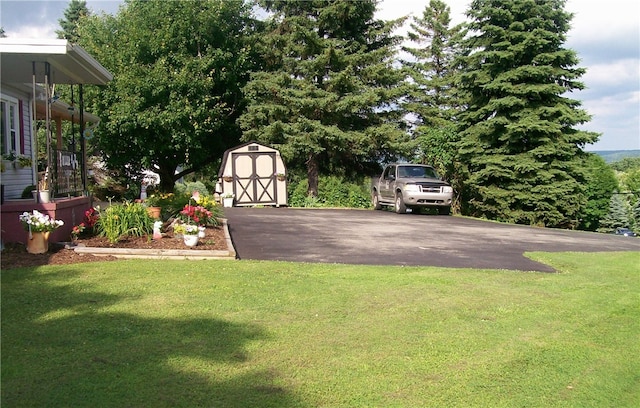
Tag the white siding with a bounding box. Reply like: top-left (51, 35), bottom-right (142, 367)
top-left (1, 86), bottom-right (36, 199)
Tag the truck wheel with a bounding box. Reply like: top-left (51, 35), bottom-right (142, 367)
top-left (438, 206), bottom-right (451, 215)
top-left (395, 192), bottom-right (406, 214)
top-left (372, 191), bottom-right (382, 210)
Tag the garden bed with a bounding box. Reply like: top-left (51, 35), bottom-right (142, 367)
top-left (1, 221), bottom-right (234, 270)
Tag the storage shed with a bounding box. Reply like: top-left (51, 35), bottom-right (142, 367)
top-left (218, 141), bottom-right (287, 207)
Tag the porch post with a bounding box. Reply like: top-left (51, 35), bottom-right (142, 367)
top-left (31, 61), bottom-right (38, 192)
top-left (79, 84), bottom-right (86, 193)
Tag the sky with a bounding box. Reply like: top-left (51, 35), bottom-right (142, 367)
top-left (1, 0), bottom-right (638, 151)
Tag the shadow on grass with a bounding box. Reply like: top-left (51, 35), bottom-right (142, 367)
top-left (1, 267), bottom-right (304, 407)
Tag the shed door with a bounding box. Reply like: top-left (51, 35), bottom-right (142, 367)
top-left (232, 152), bottom-right (277, 205)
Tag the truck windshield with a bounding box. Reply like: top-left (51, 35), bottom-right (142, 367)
top-left (398, 166), bottom-right (438, 179)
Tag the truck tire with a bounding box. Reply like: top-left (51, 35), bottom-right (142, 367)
top-left (372, 191), bottom-right (382, 210)
top-left (395, 192), bottom-right (407, 214)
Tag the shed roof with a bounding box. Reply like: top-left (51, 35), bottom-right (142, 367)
top-left (0, 38), bottom-right (113, 85)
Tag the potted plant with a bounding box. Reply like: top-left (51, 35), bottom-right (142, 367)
top-left (222, 174), bottom-right (233, 183)
top-left (182, 224), bottom-right (199, 247)
top-left (276, 172), bottom-right (286, 181)
top-left (35, 167), bottom-right (51, 203)
top-left (19, 210), bottom-right (64, 254)
top-left (222, 192), bottom-right (234, 208)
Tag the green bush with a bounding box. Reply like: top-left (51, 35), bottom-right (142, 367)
top-left (95, 202), bottom-right (155, 243)
top-left (21, 185), bottom-right (36, 199)
top-left (175, 181), bottom-right (209, 196)
top-left (288, 176), bottom-right (371, 209)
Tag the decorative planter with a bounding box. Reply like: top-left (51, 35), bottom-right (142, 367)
top-left (198, 226), bottom-right (206, 238)
top-left (223, 197), bottom-right (234, 208)
top-left (277, 174), bottom-right (286, 181)
top-left (183, 234), bottom-right (199, 247)
top-left (147, 206), bottom-right (162, 219)
top-left (27, 231), bottom-right (50, 254)
top-left (222, 176), bottom-right (233, 183)
top-left (33, 190), bottom-right (51, 203)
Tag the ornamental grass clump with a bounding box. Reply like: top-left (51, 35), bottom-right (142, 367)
top-left (95, 202), bottom-right (154, 243)
top-left (19, 210), bottom-right (64, 233)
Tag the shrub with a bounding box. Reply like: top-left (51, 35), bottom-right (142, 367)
top-left (288, 176), bottom-right (371, 209)
top-left (95, 202), bottom-right (154, 243)
top-left (175, 181), bottom-right (209, 196)
top-left (21, 185), bottom-right (36, 199)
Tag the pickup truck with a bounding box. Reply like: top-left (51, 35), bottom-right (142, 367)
top-left (372, 163), bottom-right (453, 214)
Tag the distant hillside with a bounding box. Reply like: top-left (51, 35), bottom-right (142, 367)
top-left (592, 150), bottom-right (640, 163)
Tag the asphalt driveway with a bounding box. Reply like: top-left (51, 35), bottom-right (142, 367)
top-left (224, 207), bottom-right (640, 272)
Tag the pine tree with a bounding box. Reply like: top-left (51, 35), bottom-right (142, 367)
top-left (56, 0), bottom-right (90, 43)
top-left (457, 0), bottom-right (599, 227)
top-left (403, 0), bottom-right (461, 127)
top-left (238, 0), bottom-right (408, 197)
top-left (402, 0), bottom-right (464, 209)
top-left (597, 192), bottom-right (631, 233)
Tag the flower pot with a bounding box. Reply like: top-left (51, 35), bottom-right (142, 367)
top-left (183, 234), bottom-right (199, 247)
top-left (223, 197), bottom-right (234, 208)
top-left (223, 176), bottom-right (233, 183)
top-left (147, 206), bottom-right (161, 219)
top-left (33, 190), bottom-right (51, 203)
top-left (198, 226), bottom-right (206, 238)
top-left (27, 231), bottom-right (50, 254)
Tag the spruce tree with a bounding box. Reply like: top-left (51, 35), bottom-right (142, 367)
top-left (238, 0), bottom-right (408, 197)
top-left (56, 0), bottom-right (90, 43)
top-left (597, 192), bottom-right (631, 233)
top-left (457, 0), bottom-right (599, 227)
top-left (402, 0), bottom-right (464, 209)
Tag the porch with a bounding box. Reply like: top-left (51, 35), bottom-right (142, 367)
top-left (1, 196), bottom-right (91, 244)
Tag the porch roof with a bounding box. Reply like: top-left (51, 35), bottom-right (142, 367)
top-left (0, 38), bottom-right (113, 85)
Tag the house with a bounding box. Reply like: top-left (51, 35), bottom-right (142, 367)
top-left (0, 38), bottom-right (113, 244)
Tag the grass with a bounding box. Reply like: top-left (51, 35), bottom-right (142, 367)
top-left (2, 252), bottom-right (639, 407)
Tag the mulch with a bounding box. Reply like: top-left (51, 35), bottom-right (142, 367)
top-left (1, 226), bottom-right (229, 270)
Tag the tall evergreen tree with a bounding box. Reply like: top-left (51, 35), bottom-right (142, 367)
top-left (56, 0), bottom-right (89, 42)
top-left (403, 0), bottom-right (461, 127)
top-left (457, 0), bottom-right (599, 227)
top-left (238, 0), bottom-right (408, 197)
top-left (402, 0), bottom-right (464, 209)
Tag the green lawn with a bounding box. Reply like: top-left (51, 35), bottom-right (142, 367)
top-left (2, 252), bottom-right (639, 407)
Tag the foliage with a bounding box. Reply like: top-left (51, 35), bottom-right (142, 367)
top-left (608, 156), bottom-right (640, 170)
top-left (238, 0), bottom-right (409, 197)
top-left (95, 201), bottom-right (154, 243)
top-left (577, 153), bottom-right (619, 231)
top-left (147, 191), bottom-right (223, 224)
top-left (456, 0), bottom-right (599, 228)
top-left (288, 175), bottom-right (371, 208)
top-left (174, 181), bottom-right (209, 197)
top-left (56, 0), bottom-right (89, 42)
top-left (402, 0), bottom-right (463, 127)
top-left (20, 185), bottom-right (36, 199)
top-left (18, 210), bottom-right (64, 233)
top-left (2, 253), bottom-right (640, 406)
top-left (178, 204), bottom-right (215, 227)
top-left (77, 0), bottom-right (261, 192)
top-left (597, 192), bottom-right (632, 233)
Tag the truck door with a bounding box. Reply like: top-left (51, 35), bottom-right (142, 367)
top-left (380, 165), bottom-right (396, 200)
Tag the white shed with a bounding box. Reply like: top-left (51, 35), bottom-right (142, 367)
top-left (218, 141), bottom-right (287, 207)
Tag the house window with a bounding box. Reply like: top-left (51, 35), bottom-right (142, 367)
top-left (1, 94), bottom-right (20, 155)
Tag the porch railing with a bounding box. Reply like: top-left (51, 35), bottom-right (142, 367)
top-left (52, 149), bottom-right (83, 196)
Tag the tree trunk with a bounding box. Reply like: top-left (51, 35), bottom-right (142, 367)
top-left (306, 153), bottom-right (319, 198)
top-left (157, 164), bottom-right (177, 193)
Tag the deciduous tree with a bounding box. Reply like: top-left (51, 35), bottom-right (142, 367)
top-left (78, 0), bottom-right (260, 191)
